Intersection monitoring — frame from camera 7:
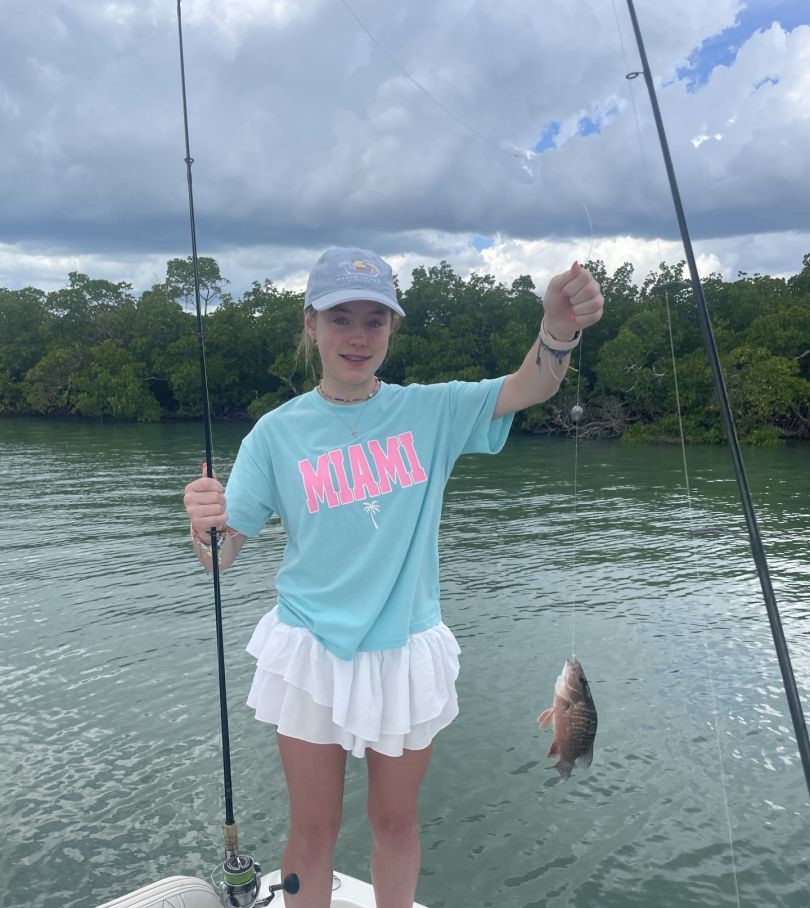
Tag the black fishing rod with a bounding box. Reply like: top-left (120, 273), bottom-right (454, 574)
top-left (624, 0), bottom-right (810, 797)
top-left (175, 0), bottom-right (239, 859)
top-left (174, 7), bottom-right (300, 904)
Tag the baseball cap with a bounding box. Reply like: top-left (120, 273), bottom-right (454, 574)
top-left (304, 247), bottom-right (405, 317)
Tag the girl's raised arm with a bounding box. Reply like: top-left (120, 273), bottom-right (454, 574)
top-left (493, 261), bottom-right (603, 419)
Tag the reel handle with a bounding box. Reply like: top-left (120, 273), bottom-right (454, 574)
top-left (269, 874), bottom-right (300, 896)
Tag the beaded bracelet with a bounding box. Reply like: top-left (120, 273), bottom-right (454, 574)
top-left (190, 524), bottom-right (230, 553)
top-left (535, 319), bottom-right (581, 382)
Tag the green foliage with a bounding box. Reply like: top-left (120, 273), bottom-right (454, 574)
top-left (72, 341), bottom-right (161, 421)
top-left (162, 257), bottom-right (229, 315)
top-left (243, 281), bottom-right (310, 415)
top-left (2, 253), bottom-right (809, 445)
top-left (23, 347), bottom-right (85, 415)
top-left (787, 253), bottom-right (810, 298)
top-left (0, 287), bottom-right (52, 412)
top-left (723, 345), bottom-right (810, 442)
top-left (46, 273), bottom-right (135, 346)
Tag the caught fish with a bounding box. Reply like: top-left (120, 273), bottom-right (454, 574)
top-left (537, 658), bottom-right (598, 780)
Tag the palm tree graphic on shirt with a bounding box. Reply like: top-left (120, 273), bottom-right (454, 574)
top-left (364, 500), bottom-right (380, 529)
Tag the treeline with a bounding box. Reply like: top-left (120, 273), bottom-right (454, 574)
top-left (1, 254), bottom-right (809, 444)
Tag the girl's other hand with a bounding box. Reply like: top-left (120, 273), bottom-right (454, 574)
top-left (184, 462), bottom-right (228, 538)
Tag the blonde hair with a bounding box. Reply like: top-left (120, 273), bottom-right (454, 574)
top-left (297, 306), bottom-right (319, 384)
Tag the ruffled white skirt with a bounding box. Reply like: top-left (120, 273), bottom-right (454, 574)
top-left (245, 607), bottom-right (461, 758)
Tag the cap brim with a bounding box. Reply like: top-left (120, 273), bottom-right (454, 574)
top-left (309, 288), bottom-right (405, 317)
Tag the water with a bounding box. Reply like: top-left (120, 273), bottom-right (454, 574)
top-left (2, 418), bottom-right (809, 908)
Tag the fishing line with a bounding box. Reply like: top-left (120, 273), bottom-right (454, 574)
top-left (340, 0), bottom-right (598, 286)
top-left (612, 0), bottom-right (810, 791)
top-left (339, 0), bottom-right (498, 152)
top-left (339, 0), bottom-right (582, 197)
top-left (621, 0), bottom-right (810, 802)
top-left (662, 284), bottom-right (742, 908)
top-left (609, 1), bottom-right (743, 899)
top-left (569, 337), bottom-right (585, 659)
top-left (579, 202), bottom-right (596, 266)
top-left (608, 5), bottom-right (809, 898)
top-left (338, 0), bottom-right (531, 170)
top-left (609, 0), bottom-right (673, 281)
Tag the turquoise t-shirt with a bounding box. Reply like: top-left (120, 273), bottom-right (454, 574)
top-left (225, 379), bottom-right (514, 660)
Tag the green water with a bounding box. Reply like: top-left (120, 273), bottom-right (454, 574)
top-left (2, 417), bottom-right (808, 908)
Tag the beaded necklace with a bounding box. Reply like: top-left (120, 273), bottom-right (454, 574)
top-left (317, 377), bottom-right (380, 403)
top-left (316, 378), bottom-right (381, 438)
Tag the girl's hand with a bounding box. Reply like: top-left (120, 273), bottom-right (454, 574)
top-left (183, 463), bottom-right (229, 539)
top-left (542, 261), bottom-right (604, 340)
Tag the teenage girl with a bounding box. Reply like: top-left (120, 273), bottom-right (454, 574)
top-left (183, 246), bottom-right (604, 908)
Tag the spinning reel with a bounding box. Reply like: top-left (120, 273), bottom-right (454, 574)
top-left (212, 854), bottom-right (299, 908)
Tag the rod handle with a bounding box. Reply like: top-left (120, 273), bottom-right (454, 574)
top-left (224, 820), bottom-right (239, 858)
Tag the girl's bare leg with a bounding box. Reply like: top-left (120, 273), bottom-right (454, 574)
top-left (366, 745), bottom-right (433, 908)
top-left (277, 733), bottom-right (347, 908)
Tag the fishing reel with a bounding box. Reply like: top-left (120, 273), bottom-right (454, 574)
top-left (211, 854), bottom-right (299, 908)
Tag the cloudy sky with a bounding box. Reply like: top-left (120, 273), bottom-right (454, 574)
top-left (2, 0), bottom-right (808, 298)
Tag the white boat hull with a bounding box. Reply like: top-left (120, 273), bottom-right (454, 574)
top-left (93, 875), bottom-right (221, 908)
top-left (93, 870), bottom-right (429, 908)
top-left (266, 869), bottom-right (428, 908)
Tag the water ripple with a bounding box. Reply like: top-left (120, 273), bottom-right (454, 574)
top-left (1, 424), bottom-right (809, 908)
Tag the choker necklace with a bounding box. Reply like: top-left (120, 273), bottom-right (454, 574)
top-left (317, 377), bottom-right (380, 403)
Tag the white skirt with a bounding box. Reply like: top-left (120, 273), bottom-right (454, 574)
top-left (245, 607), bottom-right (461, 758)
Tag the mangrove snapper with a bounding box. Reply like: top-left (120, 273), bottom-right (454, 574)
top-left (538, 658), bottom-right (598, 780)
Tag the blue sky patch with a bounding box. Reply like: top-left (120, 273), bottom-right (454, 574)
top-left (470, 235), bottom-right (494, 252)
top-left (676, 1), bottom-right (809, 92)
top-left (532, 120), bottom-right (560, 153)
top-left (577, 115), bottom-right (602, 137)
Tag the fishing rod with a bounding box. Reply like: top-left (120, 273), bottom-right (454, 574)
top-left (175, 0), bottom-right (236, 856)
top-left (175, 2), bottom-right (299, 904)
top-left (624, 0), bottom-right (810, 797)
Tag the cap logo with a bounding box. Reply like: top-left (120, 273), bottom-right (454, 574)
top-left (338, 258), bottom-right (380, 280)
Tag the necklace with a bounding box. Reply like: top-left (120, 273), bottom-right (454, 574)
top-left (316, 378), bottom-right (381, 438)
top-left (317, 377), bottom-right (379, 403)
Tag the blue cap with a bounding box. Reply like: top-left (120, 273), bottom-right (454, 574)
top-left (304, 247), bottom-right (405, 316)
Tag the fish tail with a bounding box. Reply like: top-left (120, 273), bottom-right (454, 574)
top-left (554, 760), bottom-right (573, 781)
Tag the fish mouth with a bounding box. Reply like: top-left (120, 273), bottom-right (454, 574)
top-left (564, 658), bottom-right (585, 681)
top-left (558, 658), bottom-right (589, 697)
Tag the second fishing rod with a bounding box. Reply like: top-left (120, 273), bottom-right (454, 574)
top-left (624, 0), bottom-right (810, 797)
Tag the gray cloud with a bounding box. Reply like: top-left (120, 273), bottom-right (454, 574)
top-left (0, 0), bottom-right (808, 293)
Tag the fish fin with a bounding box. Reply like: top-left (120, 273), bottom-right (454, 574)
top-left (576, 746), bottom-right (594, 769)
top-left (546, 741), bottom-right (559, 757)
top-left (554, 760), bottom-right (573, 781)
top-left (538, 708), bottom-right (554, 728)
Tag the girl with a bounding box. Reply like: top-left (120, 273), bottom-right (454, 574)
top-left (183, 246), bottom-right (603, 908)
